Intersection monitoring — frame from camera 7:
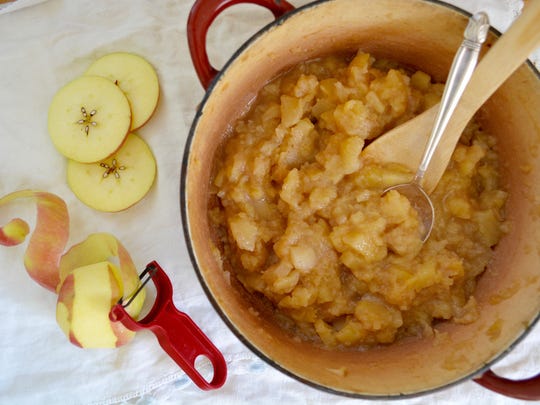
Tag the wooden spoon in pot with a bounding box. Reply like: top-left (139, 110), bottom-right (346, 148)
top-left (362, 1), bottom-right (540, 196)
top-left (383, 11), bottom-right (489, 242)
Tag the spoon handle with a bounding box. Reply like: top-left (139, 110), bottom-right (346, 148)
top-left (413, 12), bottom-right (489, 184)
top-left (422, 1), bottom-right (540, 192)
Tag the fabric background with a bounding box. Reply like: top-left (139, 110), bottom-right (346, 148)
top-left (0, 1), bottom-right (538, 404)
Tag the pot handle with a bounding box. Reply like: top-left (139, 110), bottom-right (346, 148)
top-left (474, 369), bottom-right (540, 401)
top-left (187, 0), bottom-right (295, 89)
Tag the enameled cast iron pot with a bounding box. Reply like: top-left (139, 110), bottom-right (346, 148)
top-left (181, 0), bottom-right (540, 399)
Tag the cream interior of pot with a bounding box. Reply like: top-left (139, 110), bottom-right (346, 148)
top-left (185, 0), bottom-right (540, 396)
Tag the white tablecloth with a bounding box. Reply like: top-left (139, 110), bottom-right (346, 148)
top-left (0, 0), bottom-right (538, 404)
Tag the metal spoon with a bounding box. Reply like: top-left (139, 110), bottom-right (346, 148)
top-left (383, 12), bottom-right (490, 242)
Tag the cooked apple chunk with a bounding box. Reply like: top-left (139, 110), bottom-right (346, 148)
top-left (67, 133), bottom-right (156, 212)
top-left (48, 75), bottom-right (131, 163)
top-left (85, 52), bottom-right (160, 130)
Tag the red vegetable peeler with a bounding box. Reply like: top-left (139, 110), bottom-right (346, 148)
top-left (109, 261), bottom-right (227, 390)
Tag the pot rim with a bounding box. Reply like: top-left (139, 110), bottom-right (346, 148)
top-left (180, 0), bottom-right (540, 398)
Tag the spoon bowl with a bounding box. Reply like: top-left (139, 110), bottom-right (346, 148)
top-left (384, 183), bottom-right (434, 242)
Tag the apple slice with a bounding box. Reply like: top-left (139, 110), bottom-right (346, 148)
top-left (66, 133), bottom-right (156, 212)
top-left (48, 75), bottom-right (132, 163)
top-left (85, 52), bottom-right (160, 131)
top-left (56, 260), bottom-right (145, 348)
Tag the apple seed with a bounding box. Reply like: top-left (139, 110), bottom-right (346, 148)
top-left (77, 107), bottom-right (98, 135)
top-left (100, 159), bottom-right (126, 179)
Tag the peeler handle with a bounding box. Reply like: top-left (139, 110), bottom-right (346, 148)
top-left (148, 299), bottom-right (228, 390)
top-left (110, 261), bottom-right (227, 390)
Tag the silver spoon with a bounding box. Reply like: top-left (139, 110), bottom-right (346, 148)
top-left (383, 12), bottom-right (490, 242)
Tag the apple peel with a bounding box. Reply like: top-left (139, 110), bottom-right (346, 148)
top-left (0, 218), bottom-right (30, 246)
top-left (0, 190), bottom-right (145, 348)
top-left (0, 190), bottom-right (69, 291)
top-left (58, 232), bottom-right (145, 320)
top-left (59, 232), bottom-right (139, 294)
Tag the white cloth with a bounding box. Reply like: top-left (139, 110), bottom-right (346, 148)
top-left (0, 0), bottom-right (538, 404)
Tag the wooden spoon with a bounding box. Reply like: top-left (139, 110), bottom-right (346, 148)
top-left (362, 1), bottom-right (540, 194)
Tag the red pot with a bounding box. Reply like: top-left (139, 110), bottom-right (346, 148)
top-left (182, 0), bottom-right (540, 399)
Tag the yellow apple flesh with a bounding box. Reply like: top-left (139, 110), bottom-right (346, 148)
top-left (85, 52), bottom-right (160, 130)
top-left (56, 260), bottom-right (144, 348)
top-left (48, 76), bottom-right (132, 163)
top-left (66, 133), bottom-right (156, 212)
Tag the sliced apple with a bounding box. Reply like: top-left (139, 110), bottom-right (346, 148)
top-left (66, 133), bottom-right (156, 212)
top-left (48, 75), bottom-right (132, 163)
top-left (85, 52), bottom-right (160, 131)
top-left (56, 260), bottom-right (144, 348)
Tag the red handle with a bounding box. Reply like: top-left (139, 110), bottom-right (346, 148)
top-left (474, 369), bottom-right (540, 401)
top-left (187, 0), bottom-right (295, 89)
top-left (110, 261), bottom-right (227, 390)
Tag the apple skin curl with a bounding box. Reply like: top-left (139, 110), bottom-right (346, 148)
top-left (0, 190), bottom-right (145, 348)
top-left (0, 190), bottom-right (69, 291)
top-left (0, 218), bottom-right (30, 246)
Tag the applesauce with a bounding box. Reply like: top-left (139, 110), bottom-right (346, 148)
top-left (209, 51), bottom-right (507, 348)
